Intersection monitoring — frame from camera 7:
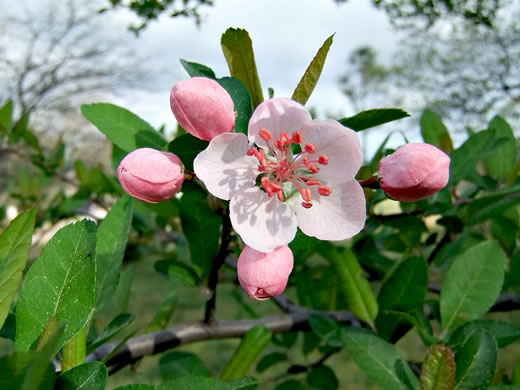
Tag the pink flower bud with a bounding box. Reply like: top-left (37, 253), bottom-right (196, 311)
top-left (237, 245), bottom-right (294, 300)
top-left (378, 143), bottom-right (450, 202)
top-left (170, 77), bottom-right (235, 141)
top-left (117, 148), bottom-right (184, 203)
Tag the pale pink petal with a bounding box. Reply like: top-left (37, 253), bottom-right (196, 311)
top-left (248, 97), bottom-right (312, 149)
top-left (237, 245), bottom-right (293, 300)
top-left (294, 180), bottom-right (366, 241)
top-left (193, 133), bottom-right (259, 200)
top-left (230, 187), bottom-right (297, 253)
top-left (300, 120), bottom-right (362, 183)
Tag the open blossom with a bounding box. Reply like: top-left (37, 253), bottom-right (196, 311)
top-left (378, 143), bottom-right (450, 202)
top-left (170, 77), bottom-right (235, 141)
top-left (117, 148), bottom-right (184, 203)
top-left (237, 245), bottom-right (293, 300)
top-left (194, 97), bottom-right (366, 253)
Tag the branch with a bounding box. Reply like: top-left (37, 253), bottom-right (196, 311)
top-left (86, 308), bottom-right (360, 372)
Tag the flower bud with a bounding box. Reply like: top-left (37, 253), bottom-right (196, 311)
top-left (117, 148), bottom-right (184, 203)
top-left (237, 245), bottom-right (294, 300)
top-left (378, 143), bottom-right (450, 202)
top-left (170, 77), bottom-right (235, 141)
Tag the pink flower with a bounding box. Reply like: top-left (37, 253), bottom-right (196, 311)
top-left (117, 148), bottom-right (184, 203)
top-left (237, 245), bottom-right (294, 300)
top-left (378, 143), bottom-right (450, 202)
top-left (194, 97), bottom-right (366, 253)
top-left (170, 77), bottom-right (235, 141)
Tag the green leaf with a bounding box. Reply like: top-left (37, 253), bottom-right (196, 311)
top-left (338, 108), bottom-right (410, 132)
top-left (274, 380), bottom-right (305, 390)
top-left (449, 320), bottom-right (520, 349)
top-left (454, 331), bottom-right (497, 390)
top-left (420, 110), bottom-right (454, 153)
top-left (159, 351), bottom-right (209, 381)
top-left (179, 59), bottom-right (216, 79)
top-left (146, 291), bottom-right (177, 333)
top-left (217, 77), bottom-right (253, 135)
top-left (0, 208), bottom-right (36, 329)
top-left (87, 313), bottom-right (135, 354)
top-left (256, 352), bottom-right (288, 373)
top-left (0, 352), bottom-right (54, 390)
top-left (154, 259), bottom-right (201, 287)
top-left (114, 386), bottom-right (156, 390)
top-left (179, 186), bottom-right (221, 277)
top-left (385, 310), bottom-right (440, 346)
top-left (419, 344), bottom-right (455, 390)
top-left (221, 325), bottom-right (272, 381)
top-left (81, 103), bottom-right (167, 153)
top-left (96, 195), bottom-right (133, 310)
top-left (291, 34), bottom-right (334, 105)
top-left (55, 361), bottom-right (108, 390)
top-left (160, 376), bottom-right (257, 390)
top-left (468, 194), bottom-right (520, 225)
top-left (168, 133), bottom-right (209, 172)
top-left (483, 116), bottom-right (517, 180)
top-left (308, 315), bottom-right (342, 348)
top-left (322, 245), bottom-right (378, 326)
top-left (449, 128), bottom-right (507, 184)
top-left (376, 257), bottom-right (428, 341)
top-left (0, 99), bottom-right (13, 133)
top-left (221, 28), bottom-right (264, 108)
top-left (440, 240), bottom-right (505, 331)
top-left (15, 220), bottom-right (97, 352)
top-left (20, 327), bottom-right (65, 390)
top-left (341, 327), bottom-right (419, 390)
top-left (306, 365), bottom-right (339, 390)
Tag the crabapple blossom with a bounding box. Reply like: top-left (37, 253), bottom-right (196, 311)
top-left (117, 148), bottom-right (184, 203)
top-left (378, 143), bottom-right (450, 202)
top-left (170, 77), bottom-right (235, 141)
top-left (237, 245), bottom-right (294, 300)
top-left (194, 97), bottom-right (366, 253)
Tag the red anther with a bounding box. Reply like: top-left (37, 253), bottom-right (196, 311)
top-left (301, 201), bottom-right (313, 209)
top-left (258, 166), bottom-right (266, 172)
top-left (270, 183), bottom-right (282, 192)
top-left (300, 188), bottom-right (312, 202)
top-left (274, 140), bottom-right (283, 151)
top-left (304, 143), bottom-right (316, 154)
top-left (303, 157), bottom-right (309, 166)
top-left (318, 185), bottom-right (332, 196)
top-left (281, 132), bottom-right (291, 145)
top-left (247, 146), bottom-right (256, 156)
top-left (306, 179), bottom-right (321, 186)
top-left (318, 155), bottom-right (329, 165)
top-left (277, 190), bottom-right (284, 201)
top-left (292, 131), bottom-right (303, 144)
top-left (308, 164), bottom-right (320, 174)
top-left (261, 176), bottom-right (270, 188)
top-left (259, 128), bottom-right (272, 141)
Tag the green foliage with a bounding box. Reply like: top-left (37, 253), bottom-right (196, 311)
top-left (483, 115), bottom-right (517, 180)
top-left (168, 133), bottom-right (209, 172)
top-left (0, 208), bottom-right (36, 329)
top-left (180, 59), bottom-right (217, 79)
top-left (87, 313), bottom-right (135, 354)
top-left (217, 77), bottom-right (253, 135)
top-left (221, 28), bottom-right (264, 109)
top-left (256, 352), bottom-right (288, 373)
top-left (96, 195), bottom-right (133, 310)
top-left (440, 240), bottom-right (505, 331)
top-left (146, 291), bottom-right (177, 333)
top-left (15, 220), bottom-right (97, 352)
top-left (55, 361), bottom-right (108, 390)
top-left (292, 34), bottom-right (334, 105)
top-left (81, 103), bottom-right (167, 153)
top-left (338, 108), bottom-right (410, 131)
top-left (419, 345), bottom-right (455, 390)
top-left (221, 325), bottom-right (272, 380)
top-left (420, 109), bottom-right (454, 153)
top-left (159, 351), bottom-right (210, 381)
top-left (449, 320), bottom-right (520, 349)
top-left (306, 365), bottom-right (339, 389)
top-left (161, 376), bottom-right (257, 390)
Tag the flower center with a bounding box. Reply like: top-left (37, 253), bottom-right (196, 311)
top-left (247, 128), bottom-right (332, 208)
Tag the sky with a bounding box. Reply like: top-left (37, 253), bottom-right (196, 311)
top-left (112, 0), bottom-right (414, 150)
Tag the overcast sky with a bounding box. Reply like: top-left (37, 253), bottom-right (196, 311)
top-left (114, 0), bottom-right (409, 137)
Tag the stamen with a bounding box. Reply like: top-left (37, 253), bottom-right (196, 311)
top-left (300, 188), bottom-right (312, 202)
top-left (306, 179), bottom-right (320, 186)
top-left (274, 140), bottom-right (283, 151)
top-left (292, 131), bottom-right (302, 144)
top-left (259, 128), bottom-right (272, 141)
top-left (247, 146), bottom-right (256, 156)
top-left (261, 176), bottom-right (270, 189)
top-left (308, 164), bottom-right (320, 174)
top-left (318, 186), bottom-right (332, 196)
top-left (301, 202), bottom-right (313, 209)
top-left (318, 155), bottom-right (329, 165)
top-left (277, 190), bottom-right (284, 201)
top-left (303, 157), bottom-right (309, 166)
top-left (304, 143), bottom-right (316, 154)
top-left (281, 132), bottom-right (291, 146)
